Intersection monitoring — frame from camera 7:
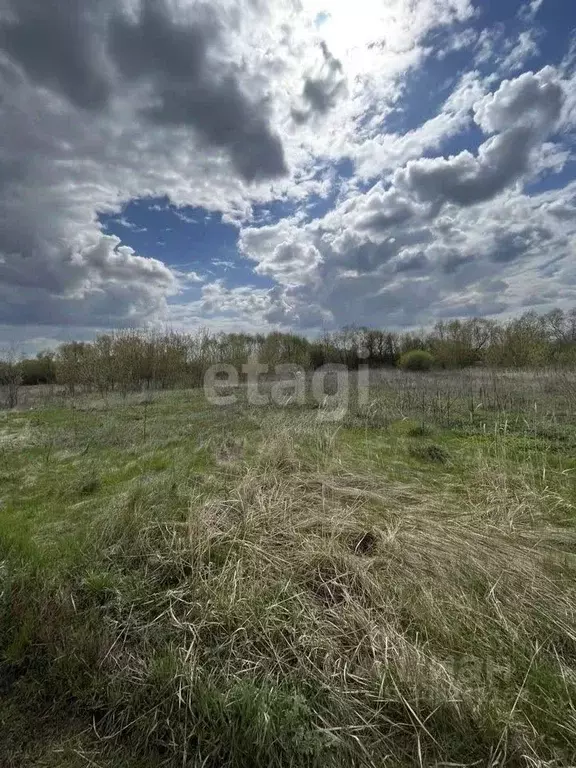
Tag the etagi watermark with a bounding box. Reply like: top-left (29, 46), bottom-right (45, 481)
top-left (203, 360), bottom-right (371, 421)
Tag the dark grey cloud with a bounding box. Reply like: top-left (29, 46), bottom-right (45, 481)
top-left (488, 225), bottom-right (552, 263)
top-left (109, 0), bottom-right (286, 181)
top-left (302, 70), bottom-right (567, 301)
top-left (108, 0), bottom-right (218, 83)
top-left (0, 69), bottom-right (177, 326)
top-left (0, 0), bottom-right (294, 331)
top-left (439, 250), bottom-right (475, 274)
top-left (396, 70), bottom-right (565, 210)
top-left (239, 69), bottom-right (574, 333)
top-left (393, 252), bottom-right (429, 272)
top-left (303, 42), bottom-right (345, 113)
top-left (0, 0), bottom-right (574, 340)
top-left (335, 239), bottom-right (397, 272)
top-left (548, 202), bottom-right (576, 220)
top-left (397, 129), bottom-right (531, 208)
top-left (144, 78), bottom-right (287, 181)
top-left (0, 0), bottom-right (111, 110)
top-left (0, 0), bottom-right (287, 182)
top-left (292, 41), bottom-right (346, 123)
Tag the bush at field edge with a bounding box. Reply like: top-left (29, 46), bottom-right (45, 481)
top-left (399, 349), bottom-right (435, 372)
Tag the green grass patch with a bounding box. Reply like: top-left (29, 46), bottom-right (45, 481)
top-left (2, 382), bottom-right (576, 766)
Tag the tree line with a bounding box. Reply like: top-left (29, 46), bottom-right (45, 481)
top-left (1, 308), bottom-right (576, 404)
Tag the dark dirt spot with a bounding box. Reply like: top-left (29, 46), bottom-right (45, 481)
top-left (349, 531), bottom-right (378, 556)
top-left (309, 565), bottom-right (350, 606)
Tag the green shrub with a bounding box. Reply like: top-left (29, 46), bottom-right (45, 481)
top-left (399, 349), bottom-right (435, 372)
top-left (407, 423), bottom-right (433, 438)
top-left (409, 442), bottom-right (449, 464)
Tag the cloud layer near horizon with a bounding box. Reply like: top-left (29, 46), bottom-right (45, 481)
top-left (0, 0), bottom-right (575, 347)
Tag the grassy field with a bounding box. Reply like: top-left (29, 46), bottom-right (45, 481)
top-left (2, 369), bottom-right (576, 766)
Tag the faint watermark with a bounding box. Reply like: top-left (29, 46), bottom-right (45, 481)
top-left (203, 355), bottom-right (371, 422)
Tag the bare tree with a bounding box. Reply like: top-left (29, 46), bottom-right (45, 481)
top-left (0, 348), bottom-right (22, 409)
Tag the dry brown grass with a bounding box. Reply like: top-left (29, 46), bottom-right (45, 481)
top-left (3, 385), bottom-right (576, 766)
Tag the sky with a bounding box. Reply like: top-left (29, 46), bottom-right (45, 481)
top-left (1, 0), bottom-right (576, 352)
